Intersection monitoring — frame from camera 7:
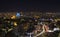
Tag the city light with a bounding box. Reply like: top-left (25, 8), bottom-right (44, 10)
top-left (16, 12), bottom-right (20, 17)
top-left (14, 22), bottom-right (17, 27)
top-left (11, 16), bottom-right (16, 19)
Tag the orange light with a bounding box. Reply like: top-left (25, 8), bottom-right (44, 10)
top-left (11, 16), bottom-right (16, 19)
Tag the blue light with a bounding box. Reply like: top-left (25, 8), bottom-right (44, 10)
top-left (16, 12), bottom-right (20, 17)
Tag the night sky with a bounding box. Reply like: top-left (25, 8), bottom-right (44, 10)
top-left (0, 0), bottom-right (60, 12)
